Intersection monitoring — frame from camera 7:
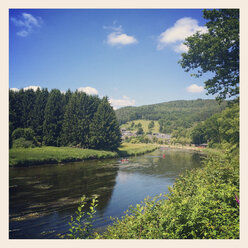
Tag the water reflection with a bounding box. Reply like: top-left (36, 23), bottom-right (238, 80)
top-left (9, 148), bottom-right (202, 239)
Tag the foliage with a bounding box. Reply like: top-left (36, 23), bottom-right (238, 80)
top-left (191, 102), bottom-right (239, 150)
top-left (116, 99), bottom-right (227, 131)
top-left (43, 89), bottom-right (65, 146)
top-left (179, 9), bottom-right (239, 101)
top-left (148, 120), bottom-right (155, 130)
top-left (9, 88), bottom-right (121, 151)
top-left (191, 123), bottom-right (207, 145)
top-left (30, 88), bottom-right (49, 142)
top-left (136, 127), bottom-right (144, 135)
top-left (12, 138), bottom-right (36, 148)
top-left (96, 152), bottom-right (239, 239)
top-left (89, 97), bottom-right (121, 151)
top-left (11, 128), bottom-right (40, 148)
top-left (59, 195), bottom-right (98, 239)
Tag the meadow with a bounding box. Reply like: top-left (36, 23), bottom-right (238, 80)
top-left (9, 143), bottom-right (158, 167)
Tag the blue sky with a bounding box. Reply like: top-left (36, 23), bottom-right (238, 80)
top-left (9, 9), bottom-right (215, 109)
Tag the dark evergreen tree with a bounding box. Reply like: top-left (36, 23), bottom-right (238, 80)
top-left (89, 97), bottom-right (121, 151)
top-left (43, 89), bottom-right (65, 146)
top-left (64, 89), bottom-right (72, 105)
top-left (61, 92), bottom-right (82, 146)
top-left (9, 90), bottom-right (22, 131)
top-left (30, 88), bottom-right (49, 142)
top-left (21, 89), bottom-right (36, 128)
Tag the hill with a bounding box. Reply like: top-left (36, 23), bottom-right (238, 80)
top-left (121, 120), bottom-right (160, 134)
top-left (115, 99), bottom-right (227, 133)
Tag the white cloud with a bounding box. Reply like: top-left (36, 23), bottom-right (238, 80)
top-left (77, 87), bottom-right (98, 95)
top-left (186, 84), bottom-right (204, 93)
top-left (10, 85), bottom-right (41, 91)
top-left (157, 17), bottom-right (208, 52)
top-left (11, 12), bottom-right (43, 37)
top-left (173, 43), bottom-right (189, 53)
top-left (109, 96), bottom-right (136, 109)
top-left (104, 23), bottom-right (138, 47)
top-left (10, 88), bottom-right (19, 92)
top-left (107, 32), bottom-right (138, 46)
top-left (23, 85), bottom-right (41, 91)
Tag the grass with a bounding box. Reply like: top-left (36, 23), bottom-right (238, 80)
top-left (121, 120), bottom-right (160, 133)
top-left (9, 143), bottom-right (158, 167)
top-left (118, 143), bottom-right (158, 157)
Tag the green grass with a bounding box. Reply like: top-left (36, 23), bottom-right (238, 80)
top-left (9, 143), bottom-right (158, 167)
top-left (121, 120), bottom-right (160, 133)
top-left (118, 143), bottom-right (158, 157)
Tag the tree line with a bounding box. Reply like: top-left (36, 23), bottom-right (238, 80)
top-left (9, 88), bottom-right (121, 151)
top-left (190, 101), bottom-right (239, 148)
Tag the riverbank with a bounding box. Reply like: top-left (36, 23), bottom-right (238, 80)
top-left (9, 143), bottom-right (158, 167)
top-left (161, 144), bottom-right (227, 158)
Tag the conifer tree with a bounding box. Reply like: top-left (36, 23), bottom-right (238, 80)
top-left (60, 92), bottom-right (80, 146)
top-left (30, 88), bottom-right (49, 142)
top-left (9, 90), bottom-right (22, 131)
top-left (89, 97), bottom-right (121, 151)
top-left (43, 89), bottom-right (65, 146)
top-left (21, 89), bottom-right (36, 128)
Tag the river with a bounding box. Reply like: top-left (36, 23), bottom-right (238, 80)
top-left (9, 147), bottom-right (203, 239)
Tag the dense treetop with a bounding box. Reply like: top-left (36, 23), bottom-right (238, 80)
top-left (179, 9), bottom-right (239, 101)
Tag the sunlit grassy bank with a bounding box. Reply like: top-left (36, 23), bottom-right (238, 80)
top-left (9, 143), bottom-right (158, 167)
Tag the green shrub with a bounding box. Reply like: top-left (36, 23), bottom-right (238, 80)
top-left (11, 128), bottom-right (40, 148)
top-left (12, 137), bottom-right (35, 148)
top-left (59, 195), bottom-right (98, 239)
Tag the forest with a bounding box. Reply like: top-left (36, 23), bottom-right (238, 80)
top-left (115, 99), bottom-right (227, 131)
top-left (9, 89), bottom-right (121, 151)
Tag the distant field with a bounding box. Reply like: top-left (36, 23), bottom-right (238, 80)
top-left (121, 120), bottom-right (160, 133)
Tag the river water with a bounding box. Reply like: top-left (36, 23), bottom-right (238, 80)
top-left (9, 147), bottom-right (203, 239)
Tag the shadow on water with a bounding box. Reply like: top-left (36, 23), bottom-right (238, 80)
top-left (9, 147), bottom-right (203, 239)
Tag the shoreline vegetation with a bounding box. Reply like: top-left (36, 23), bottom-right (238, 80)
top-left (9, 143), bottom-right (159, 167)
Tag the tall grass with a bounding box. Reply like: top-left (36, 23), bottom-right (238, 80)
top-left (9, 143), bottom-right (158, 167)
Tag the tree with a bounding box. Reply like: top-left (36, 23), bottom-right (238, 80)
top-left (148, 121), bottom-right (155, 130)
top-left (30, 88), bottom-right (49, 142)
top-left (43, 89), bottom-right (65, 146)
top-left (61, 91), bottom-right (100, 147)
top-left (89, 97), bottom-right (121, 151)
top-left (136, 127), bottom-right (144, 135)
top-left (191, 122), bottom-right (207, 145)
top-left (179, 9), bottom-right (239, 101)
top-left (204, 114), bottom-right (222, 146)
top-left (9, 90), bottom-right (20, 131)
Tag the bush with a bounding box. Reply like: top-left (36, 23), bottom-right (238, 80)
top-left (12, 137), bottom-right (35, 148)
top-left (59, 195), bottom-right (98, 239)
top-left (11, 128), bottom-right (40, 148)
